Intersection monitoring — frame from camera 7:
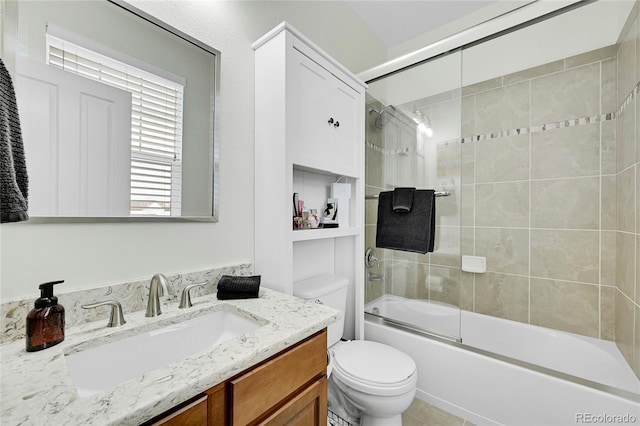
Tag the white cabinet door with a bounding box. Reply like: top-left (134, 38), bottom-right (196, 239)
top-left (288, 49), bottom-right (359, 177)
top-left (288, 49), bottom-right (329, 172)
top-left (327, 78), bottom-right (358, 177)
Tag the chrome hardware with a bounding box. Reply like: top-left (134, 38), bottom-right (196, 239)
top-left (178, 283), bottom-right (206, 309)
top-left (314, 299), bottom-right (323, 305)
top-left (334, 121), bottom-right (340, 128)
top-left (367, 271), bottom-right (385, 282)
top-left (146, 273), bottom-right (169, 317)
top-left (365, 191), bottom-right (451, 200)
top-left (365, 247), bottom-right (380, 268)
top-left (81, 300), bottom-right (127, 327)
top-left (328, 117), bottom-right (334, 124)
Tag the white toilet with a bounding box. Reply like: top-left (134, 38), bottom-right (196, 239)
top-left (293, 274), bottom-right (417, 426)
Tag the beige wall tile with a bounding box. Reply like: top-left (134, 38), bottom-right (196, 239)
top-left (366, 146), bottom-right (384, 188)
top-left (531, 229), bottom-right (599, 283)
top-left (618, 19), bottom-right (637, 105)
top-left (530, 278), bottom-right (599, 337)
top-left (461, 184), bottom-right (474, 227)
top-left (460, 272), bottom-right (474, 311)
top-left (462, 76), bottom-right (502, 96)
top-left (503, 59), bottom-right (564, 85)
top-left (602, 175), bottom-right (618, 231)
top-left (566, 45), bottom-right (616, 69)
top-left (476, 181), bottom-right (529, 228)
top-left (431, 225), bottom-right (460, 268)
top-left (531, 177), bottom-right (599, 230)
top-left (475, 81), bottom-right (529, 134)
top-left (388, 260), bottom-right (428, 299)
top-left (602, 58), bottom-right (617, 115)
top-left (616, 231), bottom-right (636, 298)
top-left (474, 272), bottom-right (529, 323)
top-left (615, 289), bottom-right (635, 370)
top-left (475, 134), bottom-right (529, 183)
top-left (436, 187), bottom-right (461, 227)
top-left (475, 227), bottom-right (529, 275)
top-left (530, 123), bottom-right (600, 179)
top-left (531, 63), bottom-right (600, 124)
top-left (602, 231), bottom-right (617, 287)
top-left (618, 166), bottom-right (636, 234)
top-left (637, 166), bottom-right (640, 233)
top-left (601, 285), bottom-right (616, 341)
top-left (634, 304), bottom-right (640, 379)
top-left (430, 265), bottom-right (460, 306)
top-left (462, 95), bottom-right (475, 138)
top-left (461, 141), bottom-right (475, 185)
top-left (602, 120), bottom-right (617, 175)
top-left (618, 101), bottom-right (636, 173)
top-left (637, 234), bottom-right (640, 306)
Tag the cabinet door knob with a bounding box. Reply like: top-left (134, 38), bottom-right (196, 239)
top-left (327, 117), bottom-right (334, 125)
top-left (334, 121), bottom-right (340, 128)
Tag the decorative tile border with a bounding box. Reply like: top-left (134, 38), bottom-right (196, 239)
top-left (367, 109), bottom-right (617, 152)
top-left (0, 263), bottom-right (252, 345)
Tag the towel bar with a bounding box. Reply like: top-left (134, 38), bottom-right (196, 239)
top-left (365, 191), bottom-right (450, 200)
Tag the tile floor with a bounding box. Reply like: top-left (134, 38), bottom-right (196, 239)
top-left (402, 398), bottom-right (475, 426)
top-left (328, 398), bottom-right (475, 426)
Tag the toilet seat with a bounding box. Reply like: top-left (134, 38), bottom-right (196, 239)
top-left (331, 340), bottom-right (417, 397)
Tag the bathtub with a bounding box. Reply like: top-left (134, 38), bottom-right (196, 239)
top-left (364, 295), bottom-right (640, 425)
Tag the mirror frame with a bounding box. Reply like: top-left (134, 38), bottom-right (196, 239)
top-left (15, 0), bottom-right (220, 223)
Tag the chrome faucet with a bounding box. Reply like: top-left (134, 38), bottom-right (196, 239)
top-left (146, 273), bottom-right (169, 317)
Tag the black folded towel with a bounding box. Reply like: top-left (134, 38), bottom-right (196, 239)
top-left (392, 187), bottom-right (415, 212)
top-left (376, 188), bottom-right (436, 254)
top-left (217, 275), bottom-right (261, 300)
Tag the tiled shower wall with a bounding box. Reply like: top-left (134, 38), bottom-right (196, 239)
top-left (458, 45), bottom-right (618, 341)
top-left (614, 4), bottom-right (640, 379)
top-left (365, 26), bottom-right (640, 360)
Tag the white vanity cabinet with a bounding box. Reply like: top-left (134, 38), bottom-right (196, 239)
top-left (253, 22), bottom-right (366, 339)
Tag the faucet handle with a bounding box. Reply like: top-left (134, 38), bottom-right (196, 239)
top-left (81, 300), bottom-right (127, 327)
top-left (179, 283), bottom-right (206, 309)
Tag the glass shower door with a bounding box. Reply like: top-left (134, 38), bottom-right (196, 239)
top-left (364, 49), bottom-right (463, 341)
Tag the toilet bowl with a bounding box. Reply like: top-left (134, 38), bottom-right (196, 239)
top-left (293, 274), bottom-right (417, 426)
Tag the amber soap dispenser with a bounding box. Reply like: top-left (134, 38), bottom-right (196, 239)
top-left (26, 280), bottom-right (65, 352)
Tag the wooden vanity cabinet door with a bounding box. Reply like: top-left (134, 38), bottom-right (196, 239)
top-left (259, 375), bottom-right (327, 426)
top-left (229, 329), bottom-right (327, 425)
top-left (150, 395), bottom-right (208, 426)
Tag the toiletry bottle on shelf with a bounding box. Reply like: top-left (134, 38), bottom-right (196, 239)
top-left (26, 280), bottom-right (65, 352)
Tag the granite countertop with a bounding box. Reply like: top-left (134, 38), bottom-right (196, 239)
top-left (0, 288), bottom-right (339, 425)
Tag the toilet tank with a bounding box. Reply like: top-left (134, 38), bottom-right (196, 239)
top-left (293, 274), bottom-right (349, 347)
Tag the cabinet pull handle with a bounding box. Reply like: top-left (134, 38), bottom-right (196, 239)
top-left (327, 117), bottom-right (334, 125)
top-left (334, 121), bottom-right (340, 128)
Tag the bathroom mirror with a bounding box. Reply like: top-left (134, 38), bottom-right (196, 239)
top-left (3, 0), bottom-right (220, 221)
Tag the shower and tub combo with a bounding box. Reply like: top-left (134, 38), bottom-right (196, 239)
top-left (361, 1), bottom-right (640, 424)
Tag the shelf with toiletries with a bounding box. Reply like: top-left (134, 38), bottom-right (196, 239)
top-left (254, 22), bottom-right (366, 338)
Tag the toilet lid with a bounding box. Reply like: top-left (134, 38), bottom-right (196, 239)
top-left (332, 340), bottom-right (417, 396)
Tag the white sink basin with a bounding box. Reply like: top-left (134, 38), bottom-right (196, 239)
top-left (65, 309), bottom-right (262, 397)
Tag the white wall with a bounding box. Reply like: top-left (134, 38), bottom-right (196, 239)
top-left (0, 1), bottom-right (385, 300)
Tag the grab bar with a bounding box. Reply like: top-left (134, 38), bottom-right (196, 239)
top-left (365, 191), bottom-right (450, 200)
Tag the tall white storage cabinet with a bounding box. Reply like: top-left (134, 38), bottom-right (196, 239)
top-left (253, 23), bottom-right (366, 339)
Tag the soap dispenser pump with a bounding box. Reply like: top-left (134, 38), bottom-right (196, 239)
top-left (26, 280), bottom-right (65, 352)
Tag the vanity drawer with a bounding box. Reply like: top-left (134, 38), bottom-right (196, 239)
top-left (229, 329), bottom-right (327, 425)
